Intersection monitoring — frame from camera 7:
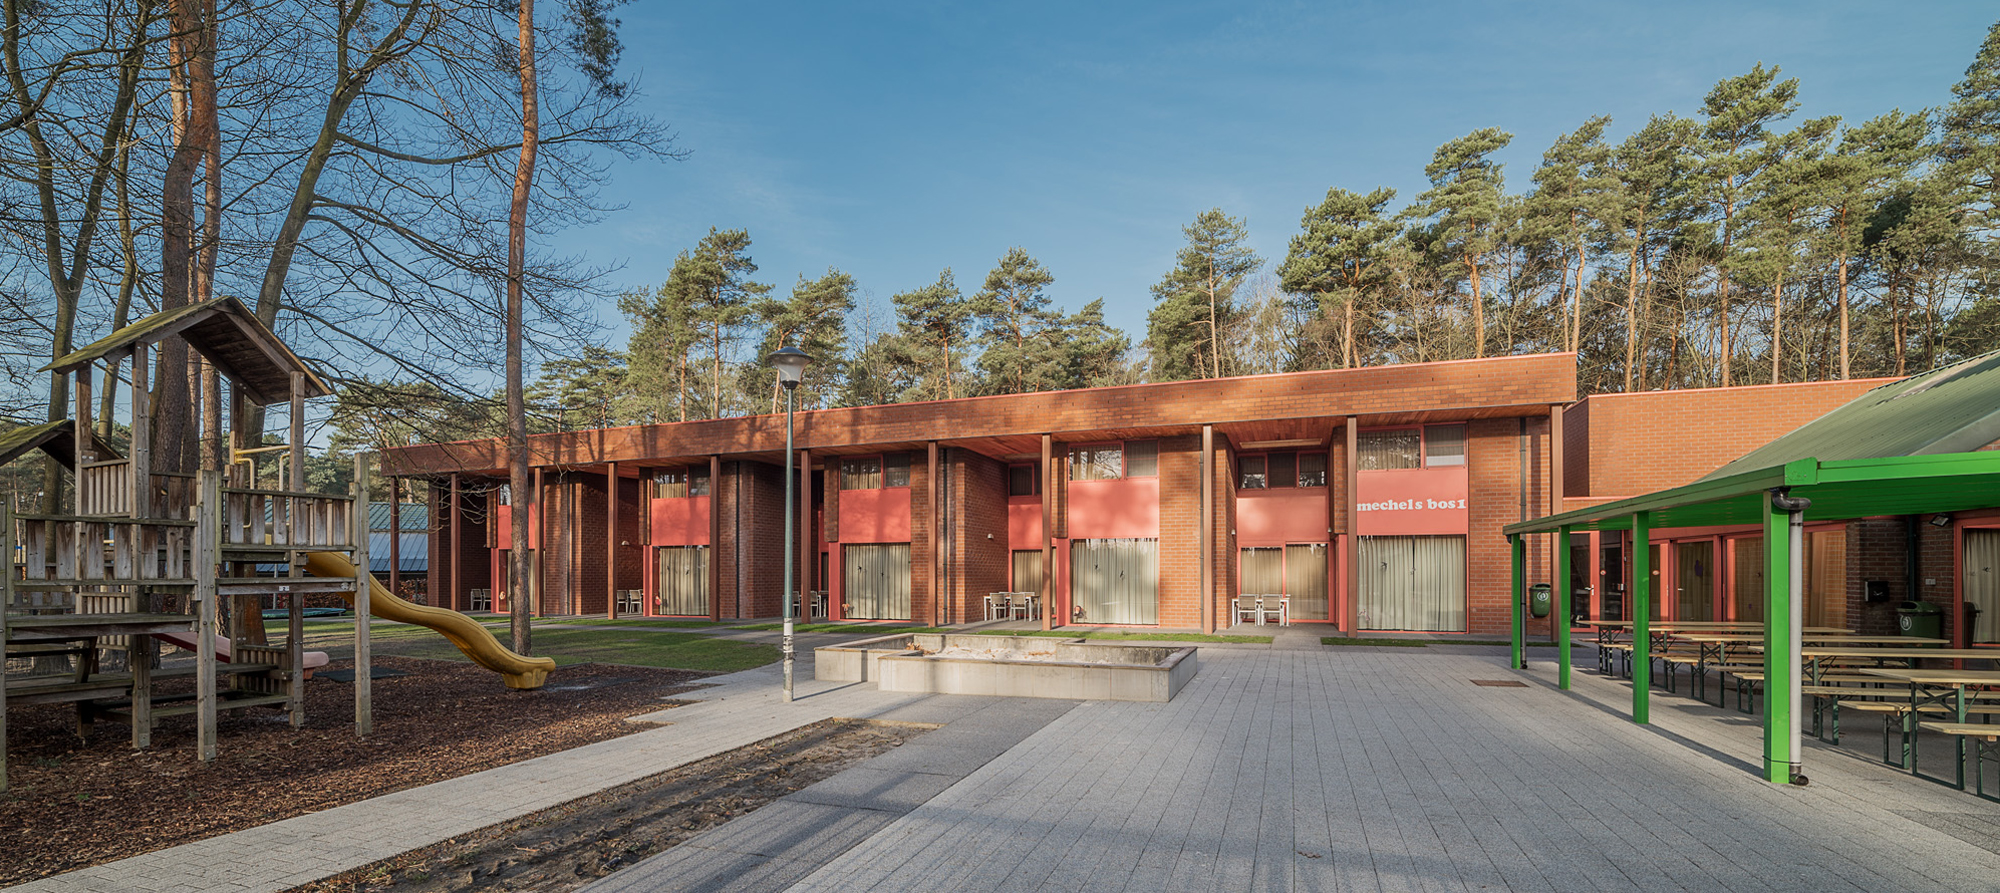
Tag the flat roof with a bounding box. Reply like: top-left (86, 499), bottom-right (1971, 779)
top-left (384, 352), bottom-right (1577, 477)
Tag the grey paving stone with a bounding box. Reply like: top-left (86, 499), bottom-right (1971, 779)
top-left (784, 766), bottom-right (962, 813)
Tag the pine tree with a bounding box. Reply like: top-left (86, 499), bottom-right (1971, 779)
top-left (1279, 187), bottom-right (1399, 369)
top-left (620, 282), bottom-right (699, 422)
top-left (1145, 209), bottom-right (1262, 380)
top-left (1601, 115), bottom-right (1696, 391)
top-left (1815, 111), bottom-right (1931, 379)
top-left (656, 228), bottom-right (770, 419)
top-left (1941, 20), bottom-right (2000, 229)
top-left (970, 248), bottom-right (1057, 394)
top-left (1692, 64), bottom-right (1800, 387)
top-left (1526, 117), bottom-right (1615, 354)
top-left (748, 269), bottom-right (856, 411)
top-left (1740, 115), bottom-right (1837, 383)
top-left (1409, 128), bottom-right (1513, 359)
top-left (893, 269), bottom-right (973, 400)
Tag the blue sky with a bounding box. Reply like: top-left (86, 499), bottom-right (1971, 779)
top-left (554, 1), bottom-right (1997, 345)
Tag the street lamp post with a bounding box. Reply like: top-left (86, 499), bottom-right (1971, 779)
top-left (768, 345), bottom-right (813, 702)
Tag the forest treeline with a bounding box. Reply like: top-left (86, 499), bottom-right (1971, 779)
top-left (485, 24), bottom-right (2000, 436)
top-left (6, 11), bottom-right (2000, 463)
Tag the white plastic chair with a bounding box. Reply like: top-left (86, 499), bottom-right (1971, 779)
top-left (1234, 596), bottom-right (1260, 626)
top-left (1260, 596), bottom-right (1288, 627)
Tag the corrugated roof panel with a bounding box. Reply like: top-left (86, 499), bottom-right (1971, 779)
top-left (368, 502), bottom-right (430, 531)
top-left (1705, 349), bottom-right (2000, 480)
top-left (366, 531), bottom-right (429, 573)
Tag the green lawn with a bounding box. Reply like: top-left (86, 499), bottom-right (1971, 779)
top-left (734, 622), bottom-right (949, 634)
top-left (539, 617), bottom-right (727, 629)
top-left (974, 630), bottom-right (1273, 644)
top-left (1319, 637), bottom-right (1568, 648)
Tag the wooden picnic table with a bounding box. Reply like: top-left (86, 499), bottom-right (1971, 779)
top-left (1753, 646), bottom-right (2000, 684)
top-left (1861, 668), bottom-right (2000, 787)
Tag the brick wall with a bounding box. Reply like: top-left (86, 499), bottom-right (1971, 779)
top-left (911, 453), bottom-right (933, 625)
top-left (1568, 379), bottom-right (1892, 498)
top-left (950, 448), bottom-right (1010, 625)
top-left (430, 480), bottom-right (492, 612)
top-left (1468, 416), bottom-right (1553, 637)
top-left (716, 461), bottom-right (786, 619)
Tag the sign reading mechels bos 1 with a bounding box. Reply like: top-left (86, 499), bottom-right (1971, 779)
top-left (1355, 467), bottom-right (1470, 536)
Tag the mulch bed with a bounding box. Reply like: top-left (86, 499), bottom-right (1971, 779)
top-left (0, 656), bottom-right (710, 886)
top-left (293, 718), bottom-right (929, 893)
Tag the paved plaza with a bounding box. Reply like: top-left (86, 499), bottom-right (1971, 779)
top-left (13, 641), bottom-right (2000, 893)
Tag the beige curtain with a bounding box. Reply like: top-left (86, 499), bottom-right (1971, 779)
top-left (1071, 538), bottom-right (1158, 624)
top-left (655, 546), bottom-right (709, 616)
top-left (1966, 529), bottom-right (2000, 644)
top-left (1011, 550), bottom-right (1044, 594)
top-left (1804, 529), bottom-right (1848, 629)
top-left (1240, 548), bottom-right (1282, 596)
top-left (1358, 535), bottom-right (1465, 631)
top-left (1287, 543), bottom-right (1330, 621)
top-left (845, 543), bottom-right (911, 620)
top-left (1732, 536), bottom-right (1765, 622)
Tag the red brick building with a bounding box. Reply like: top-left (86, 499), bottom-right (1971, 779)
top-left (384, 354), bottom-right (1578, 636)
top-left (383, 353), bottom-right (2000, 643)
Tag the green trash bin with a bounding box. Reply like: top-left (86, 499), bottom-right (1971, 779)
top-left (1896, 600), bottom-right (1943, 639)
top-left (1528, 583), bottom-right (1552, 619)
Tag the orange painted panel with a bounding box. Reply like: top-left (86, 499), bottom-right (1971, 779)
top-left (1237, 488), bottom-right (1330, 546)
top-left (494, 504), bottom-right (542, 550)
top-left (838, 487), bottom-right (912, 542)
top-left (1357, 467), bottom-right (1469, 535)
top-left (1068, 477), bottom-right (1159, 539)
top-left (1009, 498), bottom-right (1043, 548)
top-left (649, 496), bottom-right (711, 546)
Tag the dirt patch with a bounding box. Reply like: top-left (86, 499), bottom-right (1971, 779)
top-left (0, 656), bottom-right (710, 886)
top-left (290, 719), bottom-right (928, 893)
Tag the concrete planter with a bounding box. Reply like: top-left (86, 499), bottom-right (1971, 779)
top-left (815, 633), bottom-right (1198, 702)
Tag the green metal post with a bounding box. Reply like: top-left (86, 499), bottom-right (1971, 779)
top-left (1631, 512), bottom-right (1651, 724)
top-left (1556, 525), bottom-right (1572, 690)
top-left (1763, 494), bottom-right (1800, 784)
top-left (1509, 534), bottom-right (1525, 670)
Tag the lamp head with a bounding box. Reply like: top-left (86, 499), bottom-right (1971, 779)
top-left (768, 345), bottom-right (813, 389)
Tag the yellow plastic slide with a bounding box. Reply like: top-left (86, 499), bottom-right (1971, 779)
top-left (302, 551), bottom-right (554, 690)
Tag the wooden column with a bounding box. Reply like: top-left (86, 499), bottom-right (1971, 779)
top-left (928, 441), bottom-right (942, 628)
top-left (73, 367), bottom-right (92, 514)
top-left (196, 470), bottom-right (219, 763)
top-left (448, 473), bottom-right (461, 612)
top-left (709, 456), bottom-right (722, 622)
top-left (287, 371), bottom-right (306, 729)
top-left (1327, 432), bottom-right (1341, 633)
top-left (130, 343), bottom-right (151, 518)
top-left (1344, 417), bottom-right (1360, 635)
top-left (531, 466), bottom-right (543, 617)
top-left (606, 462), bottom-right (618, 619)
top-left (1200, 424), bottom-right (1214, 634)
top-left (1040, 434), bottom-right (1054, 632)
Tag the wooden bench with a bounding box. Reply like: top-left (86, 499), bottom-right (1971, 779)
top-left (1917, 721), bottom-right (2000, 798)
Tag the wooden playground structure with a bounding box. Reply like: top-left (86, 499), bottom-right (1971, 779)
top-left (1, 298), bottom-right (378, 791)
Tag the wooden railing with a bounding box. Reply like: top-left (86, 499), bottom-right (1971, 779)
top-left (78, 460), bottom-right (132, 516)
top-left (220, 488), bottom-right (354, 550)
top-left (150, 472), bottom-right (195, 521)
top-left (12, 515), bottom-right (197, 585)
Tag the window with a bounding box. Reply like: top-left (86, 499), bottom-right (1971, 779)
top-left (655, 546), bottom-right (709, 616)
top-left (1237, 451), bottom-right (1325, 489)
top-left (1008, 464), bottom-right (1038, 497)
top-left (1357, 430), bottom-right (1421, 470)
top-left (652, 467), bottom-right (710, 498)
top-left (841, 454), bottom-right (909, 490)
top-left (1359, 427), bottom-right (1467, 470)
top-left (1070, 445), bottom-right (1122, 481)
top-left (1424, 425), bottom-right (1466, 466)
top-left (494, 484), bottom-right (512, 506)
top-left (1069, 441), bottom-right (1158, 481)
top-left (1125, 440), bottom-right (1158, 476)
top-left (841, 456), bottom-right (881, 490)
top-left (1298, 453), bottom-right (1327, 487)
top-left (1070, 538), bottom-right (1158, 624)
top-left (1238, 455), bottom-right (1267, 490)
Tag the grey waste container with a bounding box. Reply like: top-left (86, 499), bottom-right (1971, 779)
top-left (1897, 600), bottom-right (1943, 639)
top-left (1529, 583), bottom-right (1552, 619)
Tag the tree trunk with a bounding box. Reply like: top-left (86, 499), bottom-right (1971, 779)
top-left (1836, 233), bottom-right (1851, 380)
top-left (1465, 253), bottom-right (1485, 359)
top-left (159, 0), bottom-right (217, 477)
top-left (1570, 234), bottom-right (1588, 354)
top-left (508, 0), bottom-right (540, 656)
top-left (1770, 270), bottom-right (1784, 384)
top-left (1623, 233), bottom-right (1642, 392)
